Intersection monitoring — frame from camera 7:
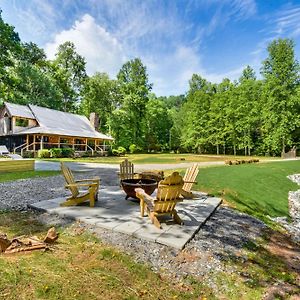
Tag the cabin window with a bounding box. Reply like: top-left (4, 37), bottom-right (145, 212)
top-left (15, 118), bottom-right (29, 127)
top-left (60, 138), bottom-right (69, 144)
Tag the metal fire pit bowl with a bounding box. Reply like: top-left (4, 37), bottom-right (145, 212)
top-left (121, 178), bottom-right (157, 200)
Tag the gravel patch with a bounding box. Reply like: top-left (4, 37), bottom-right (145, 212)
top-left (0, 168), bottom-right (119, 211)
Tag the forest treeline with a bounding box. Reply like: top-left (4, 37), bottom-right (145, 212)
top-left (1, 10), bottom-right (300, 156)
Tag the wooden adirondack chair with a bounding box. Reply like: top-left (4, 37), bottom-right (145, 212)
top-left (60, 162), bottom-right (100, 207)
top-left (135, 172), bottom-right (184, 229)
top-left (181, 163), bottom-right (199, 198)
top-left (119, 159), bottom-right (137, 180)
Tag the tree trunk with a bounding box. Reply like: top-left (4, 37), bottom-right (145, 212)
top-left (233, 144), bottom-right (236, 156)
top-left (216, 144), bottom-right (219, 155)
top-left (282, 139), bottom-right (286, 155)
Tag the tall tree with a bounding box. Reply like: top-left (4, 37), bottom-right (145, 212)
top-left (52, 41), bottom-right (87, 112)
top-left (235, 66), bottom-right (262, 155)
top-left (0, 9), bottom-right (21, 101)
top-left (145, 98), bottom-right (172, 151)
top-left (208, 79), bottom-right (231, 155)
top-left (181, 75), bottom-right (214, 153)
top-left (112, 58), bottom-right (152, 148)
top-left (261, 38), bottom-right (300, 154)
top-left (80, 72), bottom-right (118, 132)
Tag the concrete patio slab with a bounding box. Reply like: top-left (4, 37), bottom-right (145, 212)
top-left (29, 185), bottom-right (222, 250)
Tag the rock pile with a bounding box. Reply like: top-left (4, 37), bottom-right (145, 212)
top-left (287, 174), bottom-right (300, 221)
top-left (285, 174), bottom-right (300, 242)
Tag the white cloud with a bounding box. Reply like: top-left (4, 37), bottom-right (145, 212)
top-left (146, 46), bottom-right (246, 96)
top-left (44, 14), bottom-right (126, 76)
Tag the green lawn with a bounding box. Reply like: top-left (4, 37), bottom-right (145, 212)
top-left (0, 170), bottom-right (59, 183)
top-left (44, 153), bottom-right (277, 164)
top-left (193, 160), bottom-right (300, 221)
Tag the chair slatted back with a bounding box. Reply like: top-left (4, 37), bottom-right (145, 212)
top-left (154, 172), bottom-right (183, 213)
top-left (182, 163), bottom-right (199, 192)
top-left (154, 184), bottom-right (182, 213)
top-left (119, 159), bottom-right (134, 180)
top-left (61, 162), bottom-right (79, 197)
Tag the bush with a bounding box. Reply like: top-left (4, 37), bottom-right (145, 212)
top-left (129, 144), bottom-right (137, 154)
top-left (112, 146), bottom-right (126, 156)
top-left (61, 148), bottom-right (75, 158)
top-left (38, 149), bottom-right (50, 158)
top-left (50, 148), bottom-right (63, 158)
top-left (129, 144), bottom-right (142, 154)
top-left (22, 151), bottom-right (34, 158)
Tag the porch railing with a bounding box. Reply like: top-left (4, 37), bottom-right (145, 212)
top-left (15, 142), bottom-right (110, 157)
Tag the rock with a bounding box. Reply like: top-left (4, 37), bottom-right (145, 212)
top-left (288, 190), bottom-right (300, 220)
top-left (44, 227), bottom-right (58, 243)
top-left (0, 233), bottom-right (11, 252)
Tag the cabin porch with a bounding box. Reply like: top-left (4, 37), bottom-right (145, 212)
top-left (7, 134), bottom-right (111, 157)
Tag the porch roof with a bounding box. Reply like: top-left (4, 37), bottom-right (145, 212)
top-left (14, 126), bottom-right (113, 140)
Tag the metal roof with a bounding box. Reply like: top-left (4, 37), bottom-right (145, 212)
top-left (4, 102), bottom-right (35, 119)
top-left (3, 102), bottom-right (113, 140)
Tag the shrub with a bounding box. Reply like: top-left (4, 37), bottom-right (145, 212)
top-left (61, 148), bottom-right (75, 158)
top-left (50, 148), bottom-right (63, 158)
top-left (22, 151), bottom-right (34, 158)
top-left (112, 146), bottom-right (126, 156)
top-left (129, 144), bottom-right (137, 154)
top-left (38, 149), bottom-right (50, 158)
top-left (129, 144), bottom-right (142, 154)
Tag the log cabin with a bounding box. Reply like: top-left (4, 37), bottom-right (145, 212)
top-left (0, 102), bottom-right (113, 157)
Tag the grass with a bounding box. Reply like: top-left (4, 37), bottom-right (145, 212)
top-left (0, 212), bottom-right (213, 300)
top-left (0, 211), bottom-right (299, 299)
top-left (43, 153), bottom-right (278, 164)
top-left (191, 160), bottom-right (300, 222)
top-left (0, 171), bottom-right (60, 183)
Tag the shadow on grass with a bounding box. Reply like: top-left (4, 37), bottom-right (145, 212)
top-left (214, 191), bottom-right (289, 226)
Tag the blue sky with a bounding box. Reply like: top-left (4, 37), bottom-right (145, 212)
top-left (1, 0), bottom-right (300, 96)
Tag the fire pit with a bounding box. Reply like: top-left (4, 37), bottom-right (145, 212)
top-left (121, 178), bottom-right (157, 200)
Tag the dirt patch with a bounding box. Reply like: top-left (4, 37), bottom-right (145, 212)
top-left (263, 229), bottom-right (300, 299)
top-left (265, 230), bottom-right (300, 277)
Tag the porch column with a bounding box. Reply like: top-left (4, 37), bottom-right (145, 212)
top-left (85, 138), bottom-right (88, 151)
top-left (26, 135), bottom-right (29, 150)
top-left (40, 135), bottom-right (44, 150)
top-left (72, 138), bottom-right (75, 150)
top-left (94, 139), bottom-right (97, 151)
top-left (33, 135), bottom-right (36, 152)
top-left (58, 137), bottom-right (60, 148)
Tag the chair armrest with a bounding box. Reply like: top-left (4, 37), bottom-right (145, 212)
top-left (135, 188), bottom-right (155, 216)
top-left (75, 178), bottom-right (100, 183)
top-left (65, 183), bottom-right (98, 188)
top-left (135, 188), bottom-right (154, 202)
